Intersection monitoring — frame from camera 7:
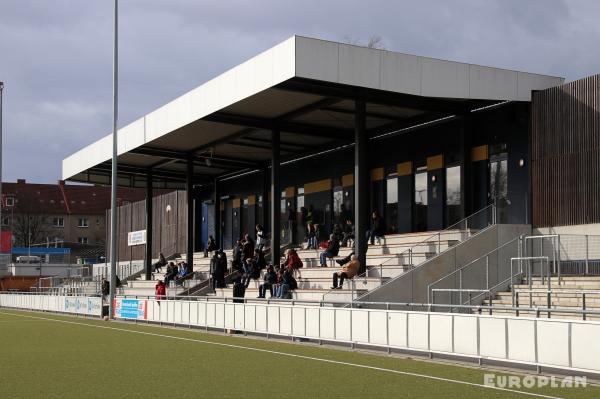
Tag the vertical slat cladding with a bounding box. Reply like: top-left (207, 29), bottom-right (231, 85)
top-left (532, 74), bottom-right (600, 227)
top-left (106, 191), bottom-right (189, 261)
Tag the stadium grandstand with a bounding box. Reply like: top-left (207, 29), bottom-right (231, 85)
top-left (3, 36), bottom-right (600, 391)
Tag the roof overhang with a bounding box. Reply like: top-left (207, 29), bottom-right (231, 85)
top-left (63, 36), bottom-right (565, 188)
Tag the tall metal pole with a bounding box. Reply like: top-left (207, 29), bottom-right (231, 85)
top-left (0, 81), bottom-right (4, 248)
top-left (270, 129), bottom-right (281, 268)
top-left (108, 0), bottom-right (119, 319)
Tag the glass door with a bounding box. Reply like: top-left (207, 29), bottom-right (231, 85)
top-left (385, 175), bottom-right (398, 234)
top-left (446, 165), bottom-right (461, 226)
top-left (414, 167), bottom-right (428, 232)
top-left (489, 157), bottom-right (508, 223)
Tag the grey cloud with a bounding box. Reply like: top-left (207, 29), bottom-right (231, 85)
top-left (0, 0), bottom-right (599, 183)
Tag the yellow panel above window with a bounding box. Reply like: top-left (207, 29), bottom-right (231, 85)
top-left (304, 179), bottom-right (332, 195)
top-left (471, 145), bottom-right (489, 162)
top-left (397, 161), bottom-right (413, 176)
top-left (427, 155), bottom-right (444, 170)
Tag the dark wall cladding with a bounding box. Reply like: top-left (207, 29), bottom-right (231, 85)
top-left (107, 190), bottom-right (188, 262)
top-left (532, 74), bottom-right (600, 227)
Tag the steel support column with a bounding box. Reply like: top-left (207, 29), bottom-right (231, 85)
top-left (145, 171), bottom-right (153, 280)
top-left (354, 100), bottom-right (368, 273)
top-left (270, 129), bottom-right (281, 267)
top-left (186, 158), bottom-right (194, 271)
top-left (214, 178), bottom-right (221, 249)
top-left (459, 115), bottom-right (472, 218)
top-left (262, 166), bottom-right (269, 230)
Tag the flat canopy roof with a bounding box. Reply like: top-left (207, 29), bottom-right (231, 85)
top-left (63, 36), bottom-right (564, 188)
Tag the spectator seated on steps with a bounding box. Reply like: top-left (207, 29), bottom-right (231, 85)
top-left (258, 264), bottom-right (277, 298)
top-left (331, 255), bottom-right (360, 289)
top-left (319, 234), bottom-right (340, 267)
top-left (153, 252), bottom-right (167, 273)
top-left (164, 262), bottom-right (178, 286)
top-left (275, 269), bottom-right (297, 299)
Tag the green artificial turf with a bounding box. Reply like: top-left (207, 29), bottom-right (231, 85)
top-left (0, 309), bottom-right (597, 399)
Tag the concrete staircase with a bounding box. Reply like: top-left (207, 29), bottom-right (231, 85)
top-left (481, 276), bottom-right (600, 320)
top-left (206, 230), bottom-right (465, 303)
top-left (119, 230), bottom-right (466, 302)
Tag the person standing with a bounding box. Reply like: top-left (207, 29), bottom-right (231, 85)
top-left (155, 280), bottom-right (166, 301)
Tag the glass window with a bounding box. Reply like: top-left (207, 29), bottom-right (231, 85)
top-left (415, 171), bottom-right (428, 206)
top-left (446, 165), bottom-right (462, 226)
top-left (490, 159), bottom-right (508, 200)
top-left (77, 218), bottom-right (89, 228)
top-left (446, 166), bottom-right (461, 206)
top-left (297, 195), bottom-right (304, 210)
top-left (78, 237), bottom-right (89, 244)
top-left (414, 168), bottom-right (428, 232)
top-left (386, 177), bottom-right (398, 204)
top-left (53, 217), bottom-right (65, 228)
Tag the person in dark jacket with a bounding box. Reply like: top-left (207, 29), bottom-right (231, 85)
top-left (232, 273), bottom-right (246, 303)
top-left (275, 269), bottom-right (297, 299)
top-left (319, 234), bottom-right (340, 267)
top-left (164, 262), bottom-right (178, 286)
top-left (204, 235), bottom-right (217, 257)
top-left (366, 211), bottom-right (384, 245)
top-left (258, 265), bottom-right (276, 298)
top-left (232, 240), bottom-right (244, 274)
top-left (255, 225), bottom-right (266, 251)
top-left (341, 219), bottom-right (355, 247)
top-left (153, 252), bottom-right (167, 273)
top-left (242, 234), bottom-right (255, 278)
top-left (211, 250), bottom-right (227, 290)
top-left (101, 278), bottom-right (109, 297)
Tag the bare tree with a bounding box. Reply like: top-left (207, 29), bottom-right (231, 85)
top-left (12, 196), bottom-right (50, 247)
top-left (342, 35), bottom-right (386, 50)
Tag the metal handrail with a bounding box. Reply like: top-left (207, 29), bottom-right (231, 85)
top-left (332, 205), bottom-right (497, 303)
top-left (426, 235), bottom-right (521, 303)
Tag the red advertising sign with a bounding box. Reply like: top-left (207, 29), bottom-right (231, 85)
top-left (1, 230), bottom-right (12, 253)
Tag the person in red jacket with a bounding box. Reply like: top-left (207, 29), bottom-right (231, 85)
top-left (285, 248), bottom-right (303, 278)
top-left (155, 280), bottom-right (166, 301)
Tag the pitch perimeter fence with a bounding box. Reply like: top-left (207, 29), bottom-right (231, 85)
top-left (1, 292), bottom-right (599, 376)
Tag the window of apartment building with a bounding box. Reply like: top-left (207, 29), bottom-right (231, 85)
top-left (5, 197), bottom-right (14, 207)
top-left (53, 217), bottom-right (65, 228)
top-left (78, 237), bottom-right (89, 244)
top-left (1, 216), bottom-right (9, 226)
top-left (78, 218), bottom-right (89, 228)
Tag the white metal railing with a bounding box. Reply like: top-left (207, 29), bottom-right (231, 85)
top-left (322, 205), bottom-right (497, 303)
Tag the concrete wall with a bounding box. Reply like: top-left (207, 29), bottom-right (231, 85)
top-left (358, 224), bottom-right (531, 304)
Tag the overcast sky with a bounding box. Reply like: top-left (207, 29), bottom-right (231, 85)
top-left (1, 0), bottom-right (599, 184)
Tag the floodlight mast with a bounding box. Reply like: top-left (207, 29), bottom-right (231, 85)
top-left (108, 0), bottom-right (119, 319)
top-left (0, 81), bottom-right (4, 248)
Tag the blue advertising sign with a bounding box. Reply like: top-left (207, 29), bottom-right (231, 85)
top-left (114, 298), bottom-right (147, 319)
